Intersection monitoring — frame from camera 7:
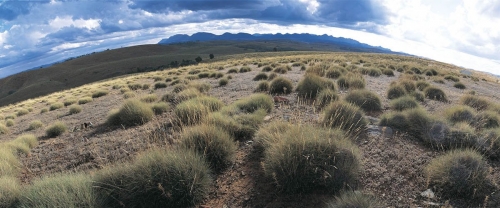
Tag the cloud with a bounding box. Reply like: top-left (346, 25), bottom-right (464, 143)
top-left (316, 0), bottom-right (388, 24)
top-left (0, 0), bottom-right (50, 20)
top-left (128, 0), bottom-right (271, 13)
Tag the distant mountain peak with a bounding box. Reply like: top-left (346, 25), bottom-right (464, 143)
top-left (158, 32), bottom-right (399, 54)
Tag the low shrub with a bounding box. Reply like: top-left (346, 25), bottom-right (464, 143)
top-left (69, 105), bottom-right (83, 115)
top-left (253, 72), bottom-right (268, 81)
top-left (454, 82), bottom-right (466, 89)
top-left (142, 84), bottom-right (150, 90)
top-left (140, 94), bottom-right (158, 103)
top-left (269, 77), bottom-right (293, 94)
top-left (267, 72), bottom-right (277, 80)
top-left (315, 89), bottom-right (339, 109)
top-left (94, 149), bottom-right (211, 208)
top-left (219, 78), bottom-right (229, 86)
top-left (405, 108), bottom-right (433, 140)
top-left (181, 124), bottom-right (237, 172)
top-left (460, 94), bottom-right (490, 111)
top-left (325, 191), bottom-right (381, 208)
top-left (206, 109), bottom-right (266, 141)
top-left (390, 96), bottom-right (419, 111)
top-left (198, 72), bottom-right (210, 78)
top-left (151, 102), bottom-right (170, 115)
top-left (387, 85), bottom-right (406, 99)
top-left (425, 149), bottom-right (492, 200)
top-left (49, 102), bottom-right (64, 111)
top-left (411, 91), bottom-right (425, 102)
top-left (172, 84), bottom-right (187, 93)
top-left (107, 99), bottom-right (154, 127)
top-left (306, 63), bottom-right (329, 76)
top-left (322, 101), bottom-right (368, 136)
top-left (444, 105), bottom-right (475, 124)
top-left (46, 121), bottom-right (67, 138)
top-left (78, 97), bottom-right (93, 104)
top-left (255, 81), bottom-right (270, 92)
top-left (176, 88), bottom-right (202, 102)
top-left (424, 86), bottom-right (447, 102)
top-left (259, 123), bottom-right (361, 193)
top-left (28, 120), bottom-right (44, 130)
top-left (410, 67), bottom-right (422, 74)
top-left (92, 90), bottom-right (109, 98)
top-left (18, 173), bottom-right (95, 208)
top-left (154, 82), bottom-right (167, 89)
top-left (296, 74), bottom-right (335, 99)
top-left (274, 65), bottom-right (291, 74)
top-left (344, 90), bottom-right (382, 111)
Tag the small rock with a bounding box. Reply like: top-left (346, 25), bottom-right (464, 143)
top-left (264, 115), bottom-right (272, 121)
top-left (241, 171), bottom-right (246, 176)
top-left (380, 126), bottom-right (393, 138)
top-left (421, 189), bottom-right (435, 199)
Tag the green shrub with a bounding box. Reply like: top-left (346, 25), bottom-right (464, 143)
top-left (262, 66), bottom-right (273, 72)
top-left (255, 81), bottom-right (270, 92)
top-left (154, 82), bottom-right (167, 89)
top-left (315, 89), bottom-right (339, 108)
top-left (92, 90), bottom-right (109, 98)
top-left (444, 105), bottom-right (475, 124)
top-left (296, 74), bottom-right (335, 99)
top-left (253, 72), bottom-right (268, 81)
top-left (325, 191), bottom-right (381, 208)
top-left (123, 91), bottom-right (136, 99)
top-left (322, 101), bottom-right (368, 136)
top-left (0, 176), bottom-right (20, 208)
top-left (69, 105), bottom-right (82, 115)
top-left (174, 99), bottom-right (210, 125)
top-left (28, 120), bottom-right (44, 131)
top-left (78, 97), bottom-right (93, 104)
top-left (232, 93), bottom-right (273, 113)
top-left (473, 111), bottom-right (500, 129)
top-left (16, 108), bottom-right (29, 117)
top-left (94, 149), bottom-right (211, 208)
top-left (344, 90), bottom-right (382, 111)
top-left (181, 125), bottom-right (237, 172)
top-left (151, 102), bottom-right (170, 115)
top-left (444, 75), bottom-right (460, 82)
top-left (0, 123), bottom-right (10, 134)
top-left (5, 119), bottom-right (14, 127)
top-left (269, 77), bottom-right (293, 94)
top-left (106, 99), bottom-right (154, 127)
top-left (425, 149), bottom-right (492, 200)
top-left (219, 78), bottom-right (229, 86)
top-left (460, 95), bottom-right (490, 111)
top-left (382, 69), bottom-right (394, 76)
top-left (140, 94), bottom-right (158, 103)
top-left (18, 173), bottom-right (95, 208)
top-left (259, 123), bottom-right (361, 193)
top-left (390, 96), bottom-right (419, 111)
top-left (239, 66), bottom-right (252, 73)
top-left (49, 102), bottom-right (64, 111)
top-left (454, 82), bottom-right (466, 89)
top-left (46, 121), bottom-right (67, 138)
top-left (367, 68), bottom-right (382, 77)
top-left (387, 85), bottom-right (406, 99)
top-left (424, 86), bottom-right (447, 102)
top-left (416, 81), bottom-right (430, 91)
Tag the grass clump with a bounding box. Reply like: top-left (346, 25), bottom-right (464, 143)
top-left (63, 98), bottom-right (77, 106)
top-left (174, 99), bottom-right (210, 125)
top-left (367, 68), bottom-right (382, 77)
top-left (176, 88), bottom-right (202, 102)
top-left (269, 77), bottom-right (293, 94)
top-left (151, 102), bottom-right (170, 115)
top-left (232, 93), bottom-right (273, 113)
top-left (45, 121), bottom-right (67, 138)
top-left (296, 74), bottom-right (335, 99)
top-left (140, 94), bottom-right (158, 103)
top-left (325, 69), bottom-right (342, 78)
top-left (107, 99), bottom-right (154, 127)
top-left (262, 65), bottom-right (273, 72)
top-left (28, 120), bottom-right (44, 130)
top-left (322, 101), bottom-right (368, 136)
top-left (382, 69), bottom-right (394, 76)
top-left (325, 191), bottom-right (381, 208)
top-left (425, 149), bottom-right (492, 200)
top-left (315, 89), bottom-right (339, 109)
top-left (16, 108), bottom-right (29, 117)
top-left (49, 102), bottom-right (64, 111)
top-left (78, 97), bottom-right (93, 104)
top-left (40, 108), bottom-right (48, 114)
top-left (181, 124), bottom-right (237, 172)
top-left (123, 91), bottom-right (136, 99)
top-left (424, 86), bottom-right (447, 102)
top-left (255, 81), bottom-right (270, 92)
top-left (258, 123), bottom-right (361, 193)
top-left (387, 85), bottom-right (406, 99)
top-left (390, 96), bottom-right (419, 111)
top-left (0, 176), bottom-right (20, 208)
top-left (253, 72), bottom-right (268, 81)
top-left (18, 173), bottom-right (95, 208)
top-left (227, 68), bottom-right (238, 73)
top-left (189, 82), bottom-right (211, 93)
top-left (92, 90), bottom-right (109, 98)
top-left (94, 149), bottom-right (211, 208)
top-left (477, 129), bottom-right (500, 159)
top-left (219, 78), bottom-right (229, 86)
top-left (444, 105), bottom-right (475, 124)
top-left (273, 65), bottom-right (289, 74)
top-left (337, 74), bottom-right (365, 90)
top-left (344, 90), bottom-right (382, 111)
top-left (5, 119), bottom-right (14, 127)
top-left (416, 80), bottom-right (430, 91)
top-left (379, 111), bottom-right (409, 131)
top-left (154, 82), bottom-right (167, 89)
top-left (205, 109), bottom-right (266, 141)
top-left (460, 94), bottom-right (490, 111)
top-left (454, 82), bottom-right (466, 89)
top-left (473, 111), bottom-right (500, 129)
top-left (69, 105), bottom-right (83, 115)
top-left (239, 66), bottom-right (252, 73)
top-left (444, 75), bottom-right (460, 82)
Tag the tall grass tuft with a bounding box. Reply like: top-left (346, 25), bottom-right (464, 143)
top-left (78, 97), bottom-right (93, 104)
top-left (269, 77), bottom-right (293, 94)
top-left (232, 93), bottom-right (273, 113)
top-left (315, 89), bottom-right (339, 109)
top-left (45, 121), bottom-right (67, 138)
top-left (325, 191), bottom-right (381, 208)
top-left (460, 94), bottom-right (490, 111)
top-left (92, 90), bottom-right (109, 98)
top-left (94, 149), bottom-right (211, 208)
top-left (27, 120), bottom-right (44, 130)
top-left (322, 101), bottom-right (368, 136)
top-left (296, 74), bottom-right (335, 99)
top-left (106, 99), bottom-right (154, 127)
top-left (49, 102), bottom-right (64, 111)
top-left (390, 96), bottom-right (419, 111)
top-left (344, 90), bottom-right (382, 112)
top-left (424, 86), bottom-right (447, 102)
top-left (0, 176), bottom-right (21, 208)
top-left (174, 99), bottom-right (210, 126)
top-left (69, 105), bottom-right (82, 115)
top-left (0, 123), bottom-right (9, 134)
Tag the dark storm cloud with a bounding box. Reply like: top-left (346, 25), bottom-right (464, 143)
top-left (316, 0), bottom-right (388, 24)
top-left (41, 26), bottom-right (99, 44)
top-left (0, 0), bottom-right (49, 20)
top-left (128, 0), bottom-right (271, 13)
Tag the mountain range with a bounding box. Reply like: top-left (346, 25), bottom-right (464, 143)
top-left (158, 32), bottom-right (401, 54)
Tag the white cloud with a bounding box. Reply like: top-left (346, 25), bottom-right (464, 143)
top-left (0, 30), bottom-right (7, 45)
top-left (49, 16), bottom-right (101, 30)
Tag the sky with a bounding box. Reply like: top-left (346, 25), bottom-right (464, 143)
top-left (0, 0), bottom-right (499, 78)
